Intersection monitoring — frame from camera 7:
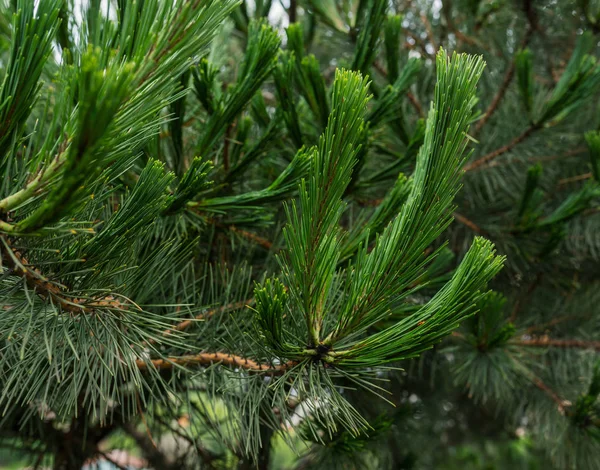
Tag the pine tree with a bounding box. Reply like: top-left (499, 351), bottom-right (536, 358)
top-left (0, 1), bottom-right (598, 469)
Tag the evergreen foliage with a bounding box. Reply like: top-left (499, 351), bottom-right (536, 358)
top-left (0, 1), bottom-right (599, 469)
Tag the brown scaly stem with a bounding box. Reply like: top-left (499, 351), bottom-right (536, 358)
top-left (136, 351), bottom-right (297, 374)
top-left (0, 236), bottom-right (123, 314)
top-left (464, 124), bottom-right (540, 172)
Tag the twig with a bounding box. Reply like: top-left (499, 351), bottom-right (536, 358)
top-left (524, 314), bottom-right (586, 334)
top-left (123, 423), bottom-right (175, 470)
top-left (442, 0), bottom-right (487, 50)
top-left (420, 13), bottom-right (437, 51)
top-left (509, 272), bottom-right (543, 323)
top-left (153, 298), bottom-right (253, 342)
top-left (0, 236), bottom-right (124, 314)
top-left (190, 212), bottom-right (274, 250)
top-left (483, 147), bottom-right (586, 170)
top-left (531, 376), bottom-right (571, 414)
top-left (472, 27), bottom-right (534, 136)
top-left (159, 116), bottom-right (195, 138)
top-left (464, 124), bottom-right (539, 172)
top-left (226, 225), bottom-right (273, 249)
top-left (453, 212), bottom-right (484, 234)
top-left (372, 60), bottom-right (424, 118)
top-left (222, 123), bottom-right (234, 172)
top-left (288, 0), bottom-right (297, 23)
top-left (136, 351), bottom-right (297, 375)
top-left (405, 30), bottom-right (433, 59)
top-left (515, 337), bottom-right (600, 351)
top-left (153, 414), bottom-right (218, 469)
top-left (96, 451), bottom-right (131, 470)
top-left (558, 173), bottom-right (592, 186)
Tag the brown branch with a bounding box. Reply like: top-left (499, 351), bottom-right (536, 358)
top-left (442, 0), bottom-right (488, 51)
top-left (406, 91), bottom-right (424, 118)
top-left (515, 337), bottom-right (600, 351)
top-left (509, 272), bottom-right (543, 323)
top-left (483, 147), bottom-right (586, 170)
top-left (405, 30), bottom-right (433, 59)
top-left (420, 13), bottom-right (437, 51)
top-left (222, 123), bottom-right (234, 172)
top-left (190, 213), bottom-right (274, 250)
top-left (453, 212), bottom-right (484, 234)
top-left (122, 423), bottom-right (175, 470)
top-left (531, 376), bottom-right (570, 414)
top-left (288, 0), bottom-right (297, 23)
top-left (136, 352), bottom-right (297, 375)
top-left (159, 298), bottom-right (252, 339)
top-left (472, 27), bottom-right (534, 136)
top-left (226, 225), bottom-right (273, 250)
top-left (524, 314), bottom-right (586, 334)
top-left (371, 60), bottom-right (424, 118)
top-left (0, 237), bottom-right (123, 314)
top-left (558, 173), bottom-right (592, 186)
top-left (452, 29), bottom-right (485, 49)
top-left (464, 124), bottom-right (539, 172)
top-left (159, 116), bottom-right (195, 138)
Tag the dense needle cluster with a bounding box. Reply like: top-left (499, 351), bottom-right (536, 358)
top-left (0, 1), bottom-right (599, 469)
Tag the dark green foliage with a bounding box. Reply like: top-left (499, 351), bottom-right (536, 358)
top-left (0, 1), bottom-right (599, 469)
top-left (516, 48), bottom-right (534, 115)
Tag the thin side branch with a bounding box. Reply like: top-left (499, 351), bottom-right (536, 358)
top-left (464, 124), bottom-right (539, 172)
top-left (372, 59), bottom-right (424, 118)
top-left (453, 212), bottom-right (484, 234)
top-left (516, 337), bottom-right (600, 351)
top-left (531, 376), bottom-right (571, 414)
top-left (472, 27), bottom-right (534, 136)
top-left (0, 237), bottom-right (123, 314)
top-left (558, 173), bottom-right (592, 186)
top-left (525, 314), bottom-right (588, 334)
top-left (136, 352), bottom-right (297, 374)
top-left (225, 225), bottom-right (273, 250)
top-left (158, 298), bottom-right (253, 339)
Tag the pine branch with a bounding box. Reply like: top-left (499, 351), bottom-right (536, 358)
top-left (136, 352), bottom-right (297, 374)
top-left (123, 423), bottom-right (175, 470)
top-left (453, 212), bottom-right (485, 234)
top-left (281, 69), bottom-right (371, 346)
top-left (531, 376), bottom-right (571, 414)
top-left (225, 225), bottom-right (273, 250)
top-left (420, 13), bottom-right (437, 51)
top-left (329, 51), bottom-right (492, 345)
top-left (464, 124), bottom-right (540, 172)
top-left (558, 173), bottom-right (592, 186)
top-left (0, 1), bottom-right (60, 158)
top-left (371, 60), bottom-right (424, 118)
top-left (156, 298), bottom-right (254, 340)
top-left (0, 236), bottom-right (124, 314)
top-left (472, 27), bottom-right (534, 135)
top-left (525, 314), bottom-right (590, 334)
top-left (516, 337), bottom-right (600, 351)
